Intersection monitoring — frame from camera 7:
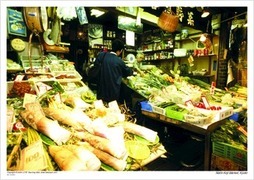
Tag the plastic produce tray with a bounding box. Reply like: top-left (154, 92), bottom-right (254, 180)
top-left (53, 71), bottom-right (82, 81)
top-left (210, 154), bottom-right (247, 171)
top-left (212, 141), bottom-right (247, 167)
top-left (165, 105), bottom-right (188, 121)
top-left (59, 80), bottom-right (85, 92)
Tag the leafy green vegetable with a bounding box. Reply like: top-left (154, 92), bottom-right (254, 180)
top-left (100, 163), bottom-right (116, 171)
top-left (39, 133), bottom-right (56, 146)
top-left (134, 135), bottom-right (160, 146)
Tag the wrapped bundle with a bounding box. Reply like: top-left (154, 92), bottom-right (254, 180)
top-left (64, 95), bottom-right (92, 110)
top-left (91, 118), bottom-right (125, 142)
top-left (43, 107), bottom-right (93, 132)
top-left (122, 122), bottom-right (158, 143)
top-left (74, 131), bottom-right (128, 160)
top-left (20, 102), bottom-right (71, 145)
top-left (48, 145), bottom-right (101, 171)
top-left (81, 142), bottom-right (127, 171)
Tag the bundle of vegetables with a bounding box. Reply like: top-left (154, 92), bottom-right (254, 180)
top-left (211, 119), bottom-right (247, 150)
top-left (20, 102), bottom-right (71, 145)
top-left (183, 77), bottom-right (211, 90)
top-left (227, 83), bottom-right (247, 96)
top-left (23, 127), bottom-right (55, 171)
top-left (64, 95), bottom-right (93, 110)
top-left (127, 68), bottom-right (171, 98)
top-left (7, 132), bottom-right (24, 170)
top-left (122, 121), bottom-right (158, 143)
top-left (48, 144), bottom-right (101, 171)
top-left (37, 81), bottom-right (65, 107)
top-left (43, 105), bottom-right (93, 132)
top-left (184, 77), bottom-right (227, 93)
top-left (80, 142), bottom-right (127, 171)
top-left (73, 131), bottom-right (128, 160)
top-left (149, 80), bottom-right (203, 106)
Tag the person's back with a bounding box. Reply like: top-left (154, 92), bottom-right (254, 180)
top-left (96, 39), bottom-right (133, 103)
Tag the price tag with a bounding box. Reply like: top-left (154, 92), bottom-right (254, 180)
top-left (185, 100), bottom-right (195, 108)
top-left (7, 107), bottom-right (15, 132)
top-left (23, 93), bottom-right (37, 107)
top-left (54, 93), bottom-right (62, 103)
top-left (201, 96), bottom-right (210, 109)
top-left (94, 99), bottom-right (105, 109)
top-left (36, 82), bottom-right (52, 95)
top-left (108, 100), bottom-right (121, 113)
top-left (20, 140), bottom-right (47, 171)
top-left (14, 74), bottom-right (25, 82)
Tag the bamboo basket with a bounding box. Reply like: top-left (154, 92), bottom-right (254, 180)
top-left (157, 8), bottom-right (179, 33)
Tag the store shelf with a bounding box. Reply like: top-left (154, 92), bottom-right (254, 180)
top-left (143, 58), bottom-right (174, 62)
top-left (143, 48), bottom-right (174, 53)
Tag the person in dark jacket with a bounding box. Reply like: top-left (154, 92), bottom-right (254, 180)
top-left (96, 39), bottom-right (133, 103)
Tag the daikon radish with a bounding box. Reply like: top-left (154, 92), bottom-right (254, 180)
top-left (48, 145), bottom-right (101, 171)
top-left (20, 102), bottom-right (71, 145)
top-left (43, 107), bottom-right (93, 132)
top-left (74, 131), bottom-right (128, 160)
top-left (122, 121), bottom-right (158, 143)
top-left (81, 142), bottom-right (127, 171)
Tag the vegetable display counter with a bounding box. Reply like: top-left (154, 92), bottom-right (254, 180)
top-left (141, 110), bottom-right (228, 170)
top-left (6, 79), bottom-right (167, 172)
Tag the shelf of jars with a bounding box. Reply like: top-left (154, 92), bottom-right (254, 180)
top-left (143, 50), bottom-right (174, 61)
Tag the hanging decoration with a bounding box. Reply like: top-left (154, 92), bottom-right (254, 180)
top-left (187, 11), bottom-right (194, 26)
top-left (176, 7), bottom-right (184, 22)
top-left (157, 7), bottom-right (179, 33)
top-left (75, 7), bottom-right (88, 25)
top-left (56, 7), bottom-right (77, 21)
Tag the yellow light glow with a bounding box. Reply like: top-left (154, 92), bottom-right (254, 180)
top-left (199, 34), bottom-right (207, 42)
top-left (201, 11), bottom-right (210, 18)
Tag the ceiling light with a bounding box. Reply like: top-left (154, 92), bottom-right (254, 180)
top-left (199, 33), bottom-right (209, 42)
top-left (201, 9), bottom-right (210, 18)
top-left (90, 9), bottom-right (105, 18)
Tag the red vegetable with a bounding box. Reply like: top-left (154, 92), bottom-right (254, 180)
top-left (13, 122), bottom-right (26, 132)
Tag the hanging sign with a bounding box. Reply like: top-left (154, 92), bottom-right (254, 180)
top-left (118, 16), bottom-right (143, 34)
top-left (7, 8), bottom-right (27, 37)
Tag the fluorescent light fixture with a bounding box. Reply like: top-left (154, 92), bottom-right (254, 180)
top-left (201, 10), bottom-right (210, 18)
top-left (126, 30), bottom-right (135, 46)
top-left (90, 9), bottom-right (105, 17)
